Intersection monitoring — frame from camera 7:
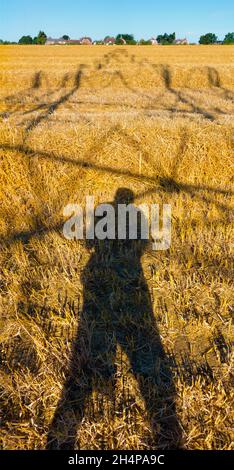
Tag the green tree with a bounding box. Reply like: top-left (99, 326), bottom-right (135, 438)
top-left (115, 34), bottom-right (136, 45)
top-left (199, 33), bottom-right (217, 44)
top-left (18, 35), bottom-right (33, 44)
top-left (37, 31), bottom-right (47, 45)
top-left (139, 39), bottom-right (151, 45)
top-left (156, 32), bottom-right (175, 45)
top-left (223, 32), bottom-right (234, 44)
top-left (62, 35), bottom-right (70, 40)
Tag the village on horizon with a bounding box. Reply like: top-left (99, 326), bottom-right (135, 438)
top-left (2, 31), bottom-right (233, 46)
top-left (45, 35), bottom-right (189, 45)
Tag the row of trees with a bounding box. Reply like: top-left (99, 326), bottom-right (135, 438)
top-left (1, 31), bottom-right (234, 46)
top-left (117, 32), bottom-right (234, 45)
top-left (115, 34), bottom-right (136, 45)
top-left (199, 32), bottom-right (234, 44)
top-left (18, 31), bottom-right (47, 44)
top-left (0, 39), bottom-right (17, 44)
top-left (155, 32), bottom-right (234, 45)
top-left (157, 32), bottom-right (176, 44)
top-left (17, 32), bottom-right (139, 45)
top-left (97, 33), bottom-right (175, 45)
top-left (115, 33), bottom-right (176, 45)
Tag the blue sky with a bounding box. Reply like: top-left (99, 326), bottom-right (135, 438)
top-left (1, 0), bottom-right (233, 43)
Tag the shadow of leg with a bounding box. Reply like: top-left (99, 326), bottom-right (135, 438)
top-left (46, 316), bottom-right (117, 450)
top-left (46, 369), bottom-right (91, 450)
top-left (120, 326), bottom-right (181, 449)
top-left (137, 362), bottom-right (181, 449)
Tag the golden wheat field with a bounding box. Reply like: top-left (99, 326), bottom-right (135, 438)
top-left (0, 45), bottom-right (233, 450)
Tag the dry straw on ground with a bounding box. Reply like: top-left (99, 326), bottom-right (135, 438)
top-left (0, 45), bottom-right (233, 450)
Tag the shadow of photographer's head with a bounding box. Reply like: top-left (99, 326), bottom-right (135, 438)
top-left (114, 187), bottom-right (135, 205)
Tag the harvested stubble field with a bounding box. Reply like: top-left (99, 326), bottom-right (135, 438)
top-left (0, 45), bottom-right (233, 450)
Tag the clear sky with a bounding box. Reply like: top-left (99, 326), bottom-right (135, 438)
top-left (1, 0), bottom-right (233, 43)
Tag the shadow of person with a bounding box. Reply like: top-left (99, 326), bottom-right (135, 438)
top-left (46, 188), bottom-right (181, 450)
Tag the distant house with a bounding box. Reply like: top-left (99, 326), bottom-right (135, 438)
top-left (45, 38), bottom-right (80, 46)
top-left (46, 37), bottom-right (92, 45)
top-left (150, 37), bottom-right (158, 45)
top-left (104, 36), bottom-right (116, 45)
top-left (45, 37), bottom-right (64, 45)
top-left (118, 36), bottom-right (127, 45)
top-left (65, 39), bottom-right (81, 45)
top-left (80, 37), bottom-right (92, 45)
top-left (174, 38), bottom-right (188, 45)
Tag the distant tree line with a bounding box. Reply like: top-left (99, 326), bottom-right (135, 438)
top-left (223, 32), bottom-right (234, 44)
top-left (1, 31), bottom-right (234, 46)
top-left (156, 32), bottom-right (176, 44)
top-left (199, 32), bottom-right (234, 44)
top-left (0, 39), bottom-right (17, 45)
top-left (115, 34), bottom-right (136, 45)
top-left (139, 39), bottom-right (152, 45)
top-left (115, 33), bottom-right (176, 45)
top-left (18, 31), bottom-right (47, 44)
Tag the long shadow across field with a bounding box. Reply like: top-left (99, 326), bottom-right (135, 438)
top-left (1, 49), bottom-right (233, 127)
top-left (46, 188), bottom-right (182, 449)
top-left (25, 66), bottom-right (84, 133)
top-left (1, 129), bottom-right (233, 216)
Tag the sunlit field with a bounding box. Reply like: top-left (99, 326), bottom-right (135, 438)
top-left (0, 45), bottom-right (233, 450)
